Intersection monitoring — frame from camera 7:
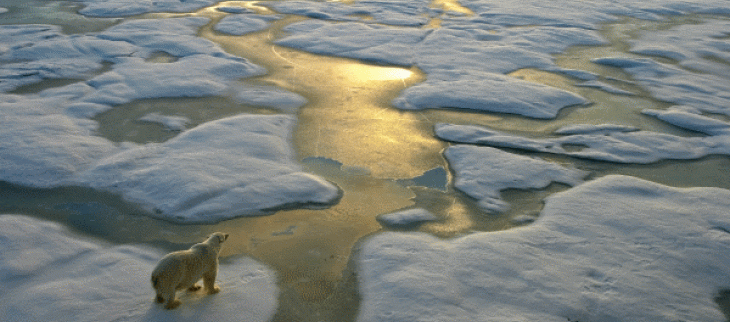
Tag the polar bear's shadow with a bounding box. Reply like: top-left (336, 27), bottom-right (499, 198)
top-left (141, 290), bottom-right (221, 321)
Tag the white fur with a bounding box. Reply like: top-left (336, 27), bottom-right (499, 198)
top-left (151, 232), bottom-right (229, 309)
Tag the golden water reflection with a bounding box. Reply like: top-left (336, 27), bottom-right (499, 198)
top-left (430, 0), bottom-right (474, 15)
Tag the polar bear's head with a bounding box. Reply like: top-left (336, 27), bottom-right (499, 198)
top-left (207, 232), bottom-right (229, 245)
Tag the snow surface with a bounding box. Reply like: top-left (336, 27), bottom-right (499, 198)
top-left (0, 215), bottom-right (278, 322)
top-left (357, 175), bottom-right (730, 321)
top-left (444, 145), bottom-right (587, 212)
top-left (138, 113), bottom-right (190, 131)
top-left (436, 122), bottom-right (730, 164)
top-left (214, 14), bottom-right (281, 36)
top-left (378, 208), bottom-right (438, 227)
top-left (593, 56), bottom-right (730, 117)
top-left (74, 115), bottom-right (341, 223)
top-left (275, 20), bottom-right (600, 118)
top-left (0, 18), bottom-right (338, 222)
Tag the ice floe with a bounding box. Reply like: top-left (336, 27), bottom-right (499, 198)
top-left (444, 145), bottom-right (587, 212)
top-left (269, 0), bottom-right (433, 27)
top-left (138, 113), bottom-right (190, 131)
top-left (378, 208), bottom-right (438, 228)
top-left (0, 17), bottom-right (336, 222)
top-left (276, 21), bottom-right (601, 118)
top-left (357, 175), bottom-right (730, 321)
top-left (214, 14), bottom-right (281, 36)
top-left (435, 122), bottom-right (730, 164)
top-left (0, 94), bottom-right (122, 188)
top-left (74, 115), bottom-right (341, 223)
top-left (232, 85), bottom-right (308, 113)
top-left (629, 20), bottom-right (730, 77)
top-left (78, 0), bottom-right (219, 17)
top-left (0, 215), bottom-right (278, 322)
top-left (592, 56), bottom-right (730, 117)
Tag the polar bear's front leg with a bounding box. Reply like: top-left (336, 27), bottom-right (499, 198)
top-left (203, 271), bottom-right (221, 294)
top-left (161, 286), bottom-right (181, 309)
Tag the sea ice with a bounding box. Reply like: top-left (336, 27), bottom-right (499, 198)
top-left (357, 175), bottom-right (730, 321)
top-left (268, 0), bottom-right (433, 27)
top-left (74, 115), bottom-right (341, 223)
top-left (378, 208), bottom-right (438, 228)
top-left (214, 14), bottom-right (281, 36)
top-left (0, 16), bottom-right (336, 222)
top-left (0, 215), bottom-right (278, 322)
top-left (593, 57), bottom-right (730, 117)
top-left (276, 20), bottom-right (600, 118)
top-left (78, 0), bottom-right (219, 17)
top-left (0, 94), bottom-right (122, 188)
top-left (444, 145), bottom-right (587, 212)
top-left (629, 20), bottom-right (730, 77)
top-left (392, 70), bottom-right (587, 119)
top-left (232, 85), bottom-right (308, 113)
top-left (138, 113), bottom-right (190, 131)
top-left (435, 122), bottom-right (730, 164)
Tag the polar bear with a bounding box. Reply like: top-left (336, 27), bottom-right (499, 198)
top-left (151, 232), bottom-right (229, 309)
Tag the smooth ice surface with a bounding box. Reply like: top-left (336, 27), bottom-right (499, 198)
top-left (629, 20), bottom-right (730, 77)
top-left (0, 215), bottom-right (278, 322)
top-left (138, 113), bottom-right (190, 131)
top-left (357, 175), bottom-right (730, 322)
top-left (444, 145), bottom-right (587, 212)
top-left (436, 122), bottom-right (730, 164)
top-left (593, 57), bottom-right (730, 117)
top-left (269, 0), bottom-right (433, 27)
top-left (75, 115), bottom-right (341, 223)
top-left (0, 94), bottom-right (122, 188)
top-left (214, 14), bottom-right (281, 36)
top-left (232, 85), bottom-right (308, 113)
top-left (78, 0), bottom-right (219, 17)
top-left (378, 208), bottom-right (438, 227)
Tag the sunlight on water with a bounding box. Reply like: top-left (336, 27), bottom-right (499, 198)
top-left (430, 0), bottom-right (474, 15)
top-left (336, 63), bottom-right (414, 82)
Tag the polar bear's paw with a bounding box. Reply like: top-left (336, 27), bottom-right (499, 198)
top-left (208, 285), bottom-right (221, 295)
top-left (188, 284), bottom-right (202, 292)
top-left (165, 299), bottom-right (181, 310)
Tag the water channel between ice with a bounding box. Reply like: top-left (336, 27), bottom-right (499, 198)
top-left (2, 1), bottom-right (730, 321)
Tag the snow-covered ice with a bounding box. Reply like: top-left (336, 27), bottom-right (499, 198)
top-left (75, 115), bottom-right (341, 223)
top-left (138, 113), bottom-right (190, 131)
top-left (0, 17), bottom-right (338, 222)
top-left (214, 14), bottom-right (281, 36)
top-left (378, 208), bottom-right (438, 228)
top-left (231, 85), bottom-right (308, 113)
top-left (445, 145), bottom-right (587, 212)
top-left (357, 175), bottom-right (730, 321)
top-left (274, 19), bottom-right (602, 118)
top-left (436, 121), bottom-right (730, 164)
top-left (0, 215), bottom-right (279, 322)
top-left (3, 0), bottom-right (730, 320)
top-left (78, 0), bottom-right (219, 17)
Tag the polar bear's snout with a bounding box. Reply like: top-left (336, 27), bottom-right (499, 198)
top-left (208, 232), bottom-right (229, 245)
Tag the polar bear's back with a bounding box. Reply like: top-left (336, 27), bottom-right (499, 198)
top-left (151, 244), bottom-right (217, 290)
